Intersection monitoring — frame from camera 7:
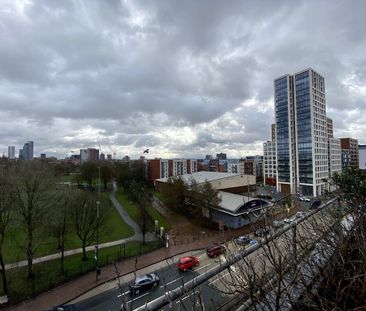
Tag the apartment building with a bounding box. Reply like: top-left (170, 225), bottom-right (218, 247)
top-left (340, 138), bottom-right (359, 169)
top-left (275, 68), bottom-right (328, 197)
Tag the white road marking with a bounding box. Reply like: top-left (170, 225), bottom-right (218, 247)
top-left (117, 290), bottom-right (130, 297)
top-left (159, 277), bottom-right (183, 288)
top-left (195, 263), bottom-right (212, 272)
top-left (127, 292), bottom-right (149, 304)
top-left (176, 291), bottom-right (199, 304)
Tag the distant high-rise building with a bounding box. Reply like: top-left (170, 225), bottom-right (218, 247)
top-left (40, 153), bottom-right (46, 159)
top-left (216, 153), bottom-right (227, 160)
top-left (87, 148), bottom-right (99, 162)
top-left (271, 124), bottom-right (276, 142)
top-left (8, 146), bottom-right (15, 159)
top-left (340, 138), bottom-right (359, 169)
top-left (80, 149), bottom-right (88, 164)
top-left (205, 154), bottom-right (213, 160)
top-left (107, 154), bottom-right (112, 161)
top-left (275, 68), bottom-right (328, 197)
top-left (80, 148), bottom-right (100, 164)
top-left (328, 138), bottom-right (341, 181)
top-left (100, 153), bottom-right (105, 161)
top-left (263, 141), bottom-right (276, 186)
top-left (122, 155), bottom-right (130, 162)
top-left (21, 141), bottom-right (34, 160)
top-left (187, 159), bottom-right (198, 174)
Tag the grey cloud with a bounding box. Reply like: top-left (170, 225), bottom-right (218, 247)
top-left (1, 0), bottom-right (366, 157)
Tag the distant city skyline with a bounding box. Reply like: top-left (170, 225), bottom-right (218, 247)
top-left (1, 1), bottom-right (365, 159)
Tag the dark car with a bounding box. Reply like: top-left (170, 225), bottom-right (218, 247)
top-left (129, 273), bottom-right (160, 295)
top-left (235, 235), bottom-right (251, 245)
top-left (177, 256), bottom-right (199, 272)
top-left (206, 244), bottom-right (226, 258)
top-left (310, 199), bottom-right (322, 209)
top-left (254, 228), bottom-right (270, 237)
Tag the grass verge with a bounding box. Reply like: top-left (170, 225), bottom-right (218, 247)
top-left (1, 240), bottom-right (161, 304)
top-left (115, 189), bottom-right (171, 232)
top-left (3, 189), bottom-right (134, 264)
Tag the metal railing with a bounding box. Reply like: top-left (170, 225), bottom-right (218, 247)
top-left (134, 197), bottom-right (338, 311)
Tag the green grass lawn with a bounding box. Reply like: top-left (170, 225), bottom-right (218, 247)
top-left (1, 240), bottom-right (161, 302)
top-left (115, 189), bottom-right (171, 232)
top-left (3, 190), bottom-right (134, 264)
top-left (115, 189), bottom-right (141, 224)
top-left (146, 206), bottom-right (171, 231)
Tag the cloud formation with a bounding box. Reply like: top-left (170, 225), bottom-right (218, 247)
top-left (0, 0), bottom-right (365, 159)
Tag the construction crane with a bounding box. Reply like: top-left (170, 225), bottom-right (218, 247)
top-left (106, 141), bottom-right (117, 160)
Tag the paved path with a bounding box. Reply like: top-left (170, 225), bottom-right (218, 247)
top-left (5, 183), bottom-right (150, 271)
top-left (109, 182), bottom-right (142, 239)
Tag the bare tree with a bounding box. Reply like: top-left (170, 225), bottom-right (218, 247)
top-left (212, 196), bottom-right (341, 310)
top-left (71, 190), bottom-right (99, 261)
top-left (80, 162), bottom-right (98, 189)
top-left (47, 185), bottom-right (73, 273)
top-left (0, 167), bottom-right (13, 294)
top-left (12, 161), bottom-right (55, 279)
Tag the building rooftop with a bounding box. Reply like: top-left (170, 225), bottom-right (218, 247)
top-left (156, 171), bottom-right (239, 184)
top-left (216, 191), bottom-right (270, 216)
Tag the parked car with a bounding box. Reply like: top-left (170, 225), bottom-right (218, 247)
top-left (296, 211), bottom-right (306, 218)
top-left (299, 196), bottom-right (311, 202)
top-left (177, 256), bottom-right (199, 272)
top-left (254, 228), bottom-right (270, 237)
top-left (129, 273), bottom-right (160, 295)
top-left (284, 217), bottom-right (296, 224)
top-left (206, 243), bottom-right (226, 258)
top-left (235, 235), bottom-right (251, 245)
top-left (272, 220), bottom-right (285, 228)
top-left (249, 239), bottom-right (258, 246)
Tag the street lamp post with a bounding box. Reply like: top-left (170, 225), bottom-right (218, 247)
top-left (96, 166), bottom-right (101, 280)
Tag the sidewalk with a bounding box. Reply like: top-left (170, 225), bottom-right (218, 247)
top-left (8, 231), bottom-right (234, 311)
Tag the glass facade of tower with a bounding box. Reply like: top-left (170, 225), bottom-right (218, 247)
top-left (275, 76), bottom-right (290, 182)
top-left (295, 71), bottom-right (313, 185)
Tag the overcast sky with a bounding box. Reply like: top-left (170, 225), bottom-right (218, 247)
top-left (1, 0), bottom-right (365, 159)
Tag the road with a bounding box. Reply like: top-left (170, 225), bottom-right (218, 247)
top-left (71, 247), bottom-right (233, 310)
top-left (70, 199), bottom-right (332, 310)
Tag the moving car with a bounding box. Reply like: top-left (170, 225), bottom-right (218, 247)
top-left (129, 273), bottom-right (160, 295)
top-left (254, 228), bottom-right (270, 237)
top-left (206, 243), bottom-right (226, 258)
top-left (296, 211), bottom-right (306, 218)
top-left (177, 256), bottom-right (199, 272)
top-left (310, 199), bottom-right (322, 209)
top-left (235, 235), bottom-right (251, 245)
top-left (284, 216), bottom-right (296, 224)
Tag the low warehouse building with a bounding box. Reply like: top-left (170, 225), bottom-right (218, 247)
top-left (211, 191), bottom-right (271, 229)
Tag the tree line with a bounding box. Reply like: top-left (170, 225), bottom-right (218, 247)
top-left (0, 161), bottom-right (106, 296)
